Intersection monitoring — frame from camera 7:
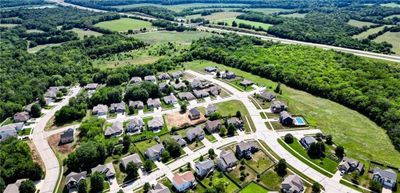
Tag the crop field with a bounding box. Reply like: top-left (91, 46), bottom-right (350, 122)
top-left (69, 28), bottom-right (102, 39)
top-left (111, 3), bottom-right (248, 12)
top-left (244, 8), bottom-right (292, 14)
top-left (352, 25), bottom-right (388, 39)
top-left (347, 19), bottom-right (375, 27)
top-left (94, 18), bottom-right (152, 32)
top-left (216, 18), bottom-right (273, 29)
top-left (184, 60), bottom-right (400, 167)
top-left (280, 13), bottom-right (307, 18)
top-left (186, 11), bottom-right (242, 21)
top-left (374, 31), bottom-right (400, 55)
top-left (131, 31), bottom-right (214, 44)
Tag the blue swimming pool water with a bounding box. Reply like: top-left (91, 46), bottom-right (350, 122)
top-left (295, 117), bottom-right (305, 125)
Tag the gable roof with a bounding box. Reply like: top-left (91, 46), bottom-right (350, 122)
top-left (373, 168), bottom-right (397, 180)
top-left (163, 94), bottom-right (178, 104)
top-left (147, 98), bottom-right (161, 107)
top-left (172, 171), bottom-right (195, 186)
top-left (149, 183), bottom-right (171, 193)
top-left (121, 153), bottom-right (143, 168)
top-left (187, 125), bottom-right (204, 137)
top-left (282, 175), bottom-right (304, 192)
top-left (148, 117), bottom-right (164, 129)
top-left (280, 111), bottom-right (292, 120)
top-left (219, 150), bottom-right (238, 165)
top-left (144, 75), bottom-right (157, 81)
top-left (130, 76), bottom-right (142, 83)
top-left (84, 83), bottom-right (98, 90)
top-left (177, 92), bottom-right (196, 101)
top-left (195, 159), bottom-right (214, 171)
top-left (301, 136), bottom-right (316, 145)
top-left (93, 104), bottom-right (108, 114)
top-left (105, 121), bottom-right (123, 136)
top-left (145, 144), bottom-right (164, 158)
top-left (260, 90), bottom-right (276, 101)
top-left (13, 112), bottom-right (30, 122)
top-left (65, 171), bottom-right (87, 185)
top-left (206, 104), bottom-right (216, 114)
top-left (110, 102), bottom-right (125, 111)
top-left (3, 179), bottom-right (27, 193)
top-left (61, 128), bottom-right (74, 139)
top-left (189, 108), bottom-right (200, 116)
top-left (91, 163), bottom-right (115, 178)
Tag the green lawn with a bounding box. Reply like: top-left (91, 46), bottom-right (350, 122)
top-left (225, 79), bottom-right (254, 92)
top-left (347, 19), bottom-right (375, 28)
top-left (202, 170), bottom-right (240, 193)
top-left (132, 31), bottom-right (214, 44)
top-left (69, 28), bottom-right (102, 39)
top-left (94, 18), bottom-right (152, 32)
top-left (279, 139), bottom-right (338, 176)
top-left (385, 14), bottom-right (400, 19)
top-left (215, 18), bottom-right (273, 29)
top-left (240, 182), bottom-right (268, 193)
top-left (373, 31), bottom-right (400, 55)
top-left (214, 100), bottom-right (254, 133)
top-left (184, 60), bottom-right (400, 167)
top-left (245, 150), bottom-right (275, 173)
top-left (205, 133), bottom-right (217, 142)
top-left (17, 128), bottom-right (32, 136)
top-left (258, 169), bottom-right (284, 190)
top-left (226, 163), bottom-right (258, 186)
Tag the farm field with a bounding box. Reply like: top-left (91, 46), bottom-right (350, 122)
top-left (111, 3), bottom-right (248, 12)
top-left (385, 14), bottom-right (400, 19)
top-left (132, 31), bottom-right (214, 44)
top-left (244, 8), bottom-right (292, 14)
top-left (280, 13), bottom-right (307, 18)
top-left (352, 25), bottom-right (387, 39)
top-left (186, 11), bottom-right (242, 21)
top-left (28, 43), bottom-right (61, 53)
top-left (69, 28), bottom-right (102, 39)
top-left (374, 31), bottom-right (400, 55)
top-left (94, 18), bottom-right (152, 32)
top-left (347, 19), bottom-right (375, 27)
top-left (183, 60), bottom-right (400, 167)
top-left (216, 18), bottom-right (273, 29)
top-left (380, 2), bottom-right (400, 7)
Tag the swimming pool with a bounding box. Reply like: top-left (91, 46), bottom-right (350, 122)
top-left (294, 117), bottom-right (306, 125)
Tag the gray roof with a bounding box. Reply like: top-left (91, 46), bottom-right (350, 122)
top-left (226, 117), bottom-right (242, 126)
top-left (13, 111), bottom-right (30, 122)
top-left (206, 104), bottom-right (217, 114)
top-left (144, 75), bottom-right (157, 82)
top-left (158, 73), bottom-right (170, 80)
top-left (271, 100), bottom-right (286, 108)
top-left (129, 100), bottom-right (144, 109)
top-left (187, 125), bottom-right (204, 137)
top-left (105, 121), bottom-right (123, 136)
top-left (91, 163), bottom-right (115, 178)
top-left (121, 153), bottom-right (143, 168)
top-left (145, 144), bottom-right (164, 158)
top-left (84, 83), bottom-right (98, 90)
top-left (130, 76), bottom-right (142, 83)
top-left (208, 86), bottom-right (221, 96)
top-left (3, 179), bottom-right (27, 193)
top-left (260, 90), bottom-right (276, 101)
top-left (173, 82), bottom-right (187, 90)
top-left (110, 102), bottom-right (125, 111)
top-left (61, 128), bottom-right (74, 140)
top-left (240, 79), bottom-right (253, 86)
top-left (373, 168), bottom-right (397, 181)
top-left (219, 150), bottom-right (238, 166)
top-left (171, 135), bottom-right (187, 146)
top-left (93, 104), bottom-right (108, 114)
top-left (170, 71), bottom-right (183, 79)
top-left (193, 89), bottom-right (209, 98)
top-left (149, 183), bottom-right (171, 193)
top-left (148, 117), bottom-right (164, 129)
top-left (127, 117), bottom-right (144, 130)
top-left (282, 175), bottom-right (304, 192)
top-left (147, 98), bottom-right (161, 108)
top-left (280, 111), bottom-right (292, 120)
top-left (189, 108), bottom-right (200, 117)
top-left (178, 92), bottom-right (196, 101)
top-left (195, 159), bottom-right (214, 171)
top-left (65, 171), bottom-right (87, 185)
top-left (163, 94), bottom-right (178, 104)
top-left (205, 120), bottom-right (221, 131)
top-left (236, 141), bottom-right (257, 152)
top-left (300, 136), bottom-right (316, 145)
top-left (0, 123), bottom-right (22, 142)
top-left (159, 82), bottom-right (168, 91)
top-left (191, 78), bottom-right (212, 89)
top-left (204, 66), bottom-right (217, 72)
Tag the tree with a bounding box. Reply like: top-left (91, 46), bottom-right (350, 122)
top-left (369, 180), bottom-right (382, 192)
top-left (165, 140), bottom-right (182, 158)
top-left (325, 135), bottom-right (333, 145)
top-left (90, 172), bottom-right (104, 193)
top-left (307, 142), bottom-right (325, 159)
top-left (39, 96), bottom-right (46, 107)
top-left (232, 21), bottom-right (237, 27)
top-left (19, 180), bottom-right (36, 193)
top-left (208, 149), bottom-right (215, 159)
top-left (219, 127), bottom-right (226, 137)
top-left (284, 134), bottom-right (294, 144)
top-left (236, 111), bottom-right (242, 118)
top-left (143, 159), bottom-right (153, 172)
top-left (274, 82), bottom-right (281, 94)
top-left (161, 151), bottom-right (170, 163)
top-left (78, 179), bottom-right (87, 193)
top-left (30, 104), bottom-right (41, 118)
top-left (335, 146), bottom-right (345, 158)
top-left (275, 159), bottom-right (287, 177)
top-left (122, 135), bottom-right (131, 152)
top-left (126, 162), bottom-right (139, 180)
top-left (216, 71), bottom-right (221, 77)
top-left (65, 141), bottom-right (105, 171)
top-left (144, 182), bottom-right (151, 193)
top-left (227, 124), bottom-right (235, 136)
top-left (180, 104), bottom-right (187, 113)
top-left (312, 182), bottom-right (321, 193)
top-left (199, 155), bottom-right (204, 161)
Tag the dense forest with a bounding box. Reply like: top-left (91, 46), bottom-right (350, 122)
top-left (187, 34), bottom-right (400, 151)
top-left (0, 0), bottom-right (45, 8)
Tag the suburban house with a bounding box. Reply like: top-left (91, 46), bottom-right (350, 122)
top-left (217, 150), bottom-right (238, 171)
top-left (205, 120), bottom-right (221, 133)
top-left (13, 112), bottom-right (30, 123)
top-left (208, 85), bottom-right (221, 96)
top-left (178, 92), bottom-right (196, 101)
top-left (159, 82), bottom-right (168, 92)
top-left (84, 83), bottom-right (98, 90)
top-left (204, 66), bottom-right (217, 72)
top-left (300, 136), bottom-right (317, 149)
top-left (91, 163), bottom-right (115, 180)
top-left (148, 117), bottom-right (164, 132)
top-left (145, 144), bottom-right (165, 161)
top-left (144, 75), bottom-right (157, 82)
top-left (158, 73), bottom-right (170, 80)
top-left (172, 171), bottom-right (196, 192)
top-left (170, 71), bottom-right (183, 79)
top-left (149, 183), bottom-right (171, 193)
top-left (372, 168), bottom-right (398, 189)
top-left (3, 179), bottom-right (27, 193)
top-left (186, 125), bottom-right (205, 142)
top-left (191, 79), bottom-right (213, 89)
top-left (121, 153), bottom-right (143, 169)
top-left (65, 171), bottom-right (87, 189)
top-left (110, 102), bottom-right (126, 113)
top-left (206, 104), bottom-right (217, 116)
top-left (92, 104), bottom-right (108, 116)
top-left (129, 100), bottom-right (144, 109)
top-left (271, 100), bottom-right (288, 113)
top-left (222, 71), bottom-right (236, 79)
top-left (126, 117), bottom-right (144, 134)
top-left (60, 128), bottom-right (74, 144)
top-left (193, 89), bottom-right (209, 98)
top-left (104, 121), bottom-right (123, 137)
top-left (163, 94), bottom-right (178, 105)
top-left (235, 141), bottom-right (259, 159)
top-left (173, 82), bottom-right (187, 90)
top-left (281, 175), bottom-right (304, 193)
top-left (0, 123), bottom-right (23, 142)
top-left (240, 79), bottom-right (253, 87)
top-left (195, 159), bottom-right (215, 178)
top-left (226, 117), bottom-right (243, 129)
top-left (279, 111), bottom-right (293, 126)
top-left (130, 76), bottom-right (142, 83)
top-left (189, 108), bottom-right (201, 120)
top-left (147, 98), bottom-right (161, 110)
top-left (259, 90), bottom-right (276, 102)
top-left (338, 157), bottom-right (364, 174)
top-left (165, 135), bottom-right (187, 147)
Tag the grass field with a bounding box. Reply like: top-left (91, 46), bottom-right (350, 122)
top-left (186, 11), bottom-right (242, 21)
top-left (0, 23), bottom-right (18, 28)
top-left (69, 28), bottom-right (102, 39)
top-left (353, 25), bottom-right (388, 39)
top-left (26, 29), bottom-right (44, 33)
top-left (111, 3), bottom-right (248, 12)
top-left (132, 31), bottom-right (214, 44)
top-left (216, 18), bottom-right (273, 29)
top-left (380, 2), bottom-right (400, 7)
top-left (94, 18), bottom-right (152, 32)
top-left (214, 99), bottom-right (254, 132)
top-left (385, 14), bottom-right (400, 19)
top-left (28, 43), bottom-right (61, 53)
top-left (244, 8), bottom-right (292, 14)
top-left (373, 31), bottom-right (400, 55)
top-left (183, 60), bottom-right (400, 167)
top-left (240, 182), bottom-right (268, 193)
top-left (202, 170), bottom-right (240, 193)
top-left (347, 19), bottom-right (375, 27)
top-left (280, 13), bottom-right (307, 18)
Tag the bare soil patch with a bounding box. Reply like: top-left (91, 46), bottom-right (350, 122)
top-left (165, 111), bottom-right (207, 128)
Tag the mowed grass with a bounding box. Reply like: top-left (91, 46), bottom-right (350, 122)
top-left (280, 13), bottom-right (306, 18)
top-left (240, 182), bottom-right (268, 193)
top-left (216, 18), bottom-right (273, 29)
top-left (132, 31), bottom-right (214, 44)
top-left (186, 11), bottom-right (242, 21)
top-left (202, 170), bottom-right (240, 193)
top-left (353, 25), bottom-right (388, 39)
top-left (244, 8), bottom-right (292, 14)
top-left (183, 60), bottom-right (400, 167)
top-left (94, 18), bottom-right (152, 32)
top-left (111, 3), bottom-right (248, 12)
top-left (69, 28), bottom-right (102, 39)
top-left (347, 19), bottom-right (375, 28)
top-left (373, 31), bottom-right (400, 55)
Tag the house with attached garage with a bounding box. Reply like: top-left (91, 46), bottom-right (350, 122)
top-left (188, 108), bottom-right (201, 120)
top-left (240, 79), bottom-right (253, 87)
top-left (0, 123), bottom-right (23, 142)
top-left (163, 94), bottom-right (178, 105)
top-left (145, 144), bottom-right (165, 161)
top-left (226, 117), bottom-right (243, 130)
top-left (144, 75), bottom-right (157, 82)
top-left (158, 82), bottom-right (169, 92)
top-left (121, 153), bottom-right (143, 169)
top-left (206, 104), bottom-right (217, 116)
top-left (105, 121), bottom-right (123, 137)
top-left (193, 89), bottom-right (209, 98)
top-left (110, 102), bottom-right (126, 113)
top-left (186, 125), bottom-right (205, 142)
top-left (60, 128), bottom-right (74, 144)
top-left (279, 111), bottom-right (293, 126)
top-left (208, 85), bottom-right (221, 96)
top-left (129, 100), bottom-right (144, 110)
top-left (92, 104), bottom-right (108, 116)
top-left (299, 136), bottom-right (317, 149)
top-left (205, 120), bottom-right (221, 133)
top-left (13, 112), bottom-right (30, 123)
top-left (281, 175), bottom-right (304, 193)
top-left (222, 71), bottom-right (236, 79)
top-left (372, 167), bottom-right (397, 189)
top-left (172, 171), bottom-right (196, 192)
top-left (148, 117), bottom-right (164, 132)
top-left (130, 76), bottom-right (142, 83)
top-left (170, 71), bottom-right (183, 79)
top-left (178, 92), bottom-right (196, 101)
top-left (191, 78), bottom-right (213, 89)
top-left (126, 117), bottom-right (144, 134)
top-left (235, 141), bottom-right (259, 159)
top-left (158, 73), bottom-right (170, 80)
top-left (259, 90), bottom-right (276, 102)
top-left (91, 163), bottom-right (115, 180)
top-left (173, 82), bottom-right (187, 90)
top-left (338, 157), bottom-right (364, 174)
top-left (163, 135), bottom-right (187, 147)
top-left (217, 150), bottom-right (238, 171)
top-left (65, 171), bottom-right (87, 189)
top-left (84, 83), bottom-right (99, 90)
top-left (147, 98), bottom-right (161, 110)
top-left (149, 183), bottom-right (171, 193)
top-left (3, 179), bottom-right (27, 193)
top-left (271, 100), bottom-right (287, 113)
top-left (195, 159), bottom-right (214, 178)
top-left (204, 66), bottom-right (217, 72)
